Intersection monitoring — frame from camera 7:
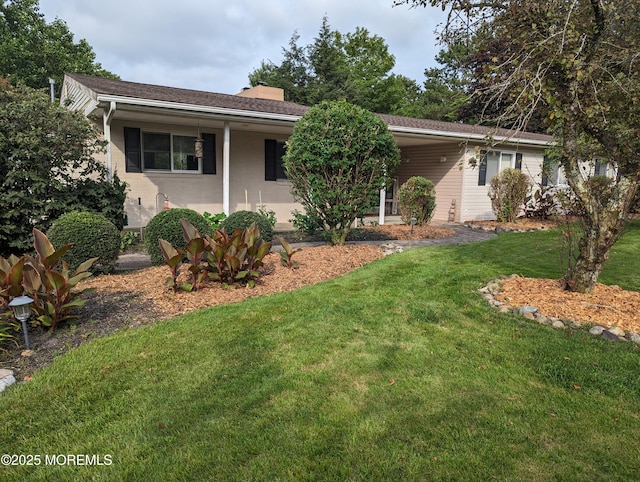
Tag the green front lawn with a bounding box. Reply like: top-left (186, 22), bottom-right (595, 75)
top-left (1, 223), bottom-right (639, 481)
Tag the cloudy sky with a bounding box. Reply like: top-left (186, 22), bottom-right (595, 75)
top-left (37, 0), bottom-right (446, 95)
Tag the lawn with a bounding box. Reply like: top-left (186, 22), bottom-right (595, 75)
top-left (0, 223), bottom-right (639, 481)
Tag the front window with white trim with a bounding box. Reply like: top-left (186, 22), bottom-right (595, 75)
top-left (478, 150), bottom-right (520, 185)
top-left (142, 132), bottom-right (199, 172)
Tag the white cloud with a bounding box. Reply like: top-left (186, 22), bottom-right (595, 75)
top-left (38, 0), bottom-right (446, 94)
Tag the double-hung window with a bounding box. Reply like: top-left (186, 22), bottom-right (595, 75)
top-left (541, 156), bottom-right (567, 186)
top-left (478, 150), bottom-right (522, 185)
top-left (124, 127), bottom-right (216, 174)
top-left (143, 132), bottom-right (198, 172)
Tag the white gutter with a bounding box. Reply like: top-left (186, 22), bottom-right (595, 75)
top-left (388, 126), bottom-right (554, 148)
top-left (96, 94), bottom-right (302, 124)
top-left (94, 93), bottom-right (554, 148)
top-left (103, 101), bottom-right (117, 181)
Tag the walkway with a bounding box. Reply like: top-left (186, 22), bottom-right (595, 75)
top-left (115, 223), bottom-right (496, 271)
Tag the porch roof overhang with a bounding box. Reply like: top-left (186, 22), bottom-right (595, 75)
top-left (64, 73), bottom-right (555, 149)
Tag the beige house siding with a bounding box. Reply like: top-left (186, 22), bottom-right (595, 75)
top-left (109, 121), bottom-right (302, 228)
top-left (459, 145), bottom-right (545, 221)
top-left (225, 131), bottom-right (301, 223)
top-left (396, 143), bottom-right (466, 222)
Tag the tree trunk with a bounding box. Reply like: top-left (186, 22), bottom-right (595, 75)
top-left (564, 180), bottom-right (636, 294)
top-left (329, 227), bottom-right (350, 246)
top-left (566, 220), bottom-right (615, 294)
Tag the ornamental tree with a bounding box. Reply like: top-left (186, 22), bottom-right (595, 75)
top-left (396, 0), bottom-right (640, 294)
top-left (283, 100), bottom-right (400, 245)
top-left (0, 79), bottom-right (125, 255)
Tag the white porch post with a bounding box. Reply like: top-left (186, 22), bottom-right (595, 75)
top-left (103, 101), bottom-right (116, 181)
top-left (223, 122), bottom-right (230, 215)
top-left (378, 188), bottom-right (386, 225)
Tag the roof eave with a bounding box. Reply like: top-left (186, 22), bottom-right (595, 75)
top-left (389, 125), bottom-right (554, 148)
top-left (96, 94), bottom-right (303, 124)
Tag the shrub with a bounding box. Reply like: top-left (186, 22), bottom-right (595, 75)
top-left (290, 209), bottom-right (323, 236)
top-left (145, 209), bottom-right (210, 266)
top-left (203, 211), bottom-right (227, 233)
top-left (220, 210), bottom-right (273, 242)
top-left (47, 211), bottom-right (120, 274)
top-left (257, 205), bottom-right (277, 229)
top-left (488, 168), bottom-right (532, 223)
top-left (283, 100), bottom-right (400, 245)
top-left (398, 176), bottom-right (437, 225)
top-left (23, 228), bottom-right (97, 331)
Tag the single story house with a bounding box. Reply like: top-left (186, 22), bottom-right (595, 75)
top-left (61, 73), bottom-right (557, 229)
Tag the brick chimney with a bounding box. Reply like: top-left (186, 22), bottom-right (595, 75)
top-left (236, 84), bottom-right (284, 101)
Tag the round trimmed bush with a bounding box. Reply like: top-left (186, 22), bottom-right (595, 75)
top-left (398, 176), bottom-right (437, 225)
top-left (144, 208), bottom-right (210, 266)
top-left (47, 211), bottom-right (120, 274)
top-left (219, 210), bottom-right (273, 241)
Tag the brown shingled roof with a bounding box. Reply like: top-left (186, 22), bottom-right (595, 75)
top-left (67, 73), bottom-right (553, 143)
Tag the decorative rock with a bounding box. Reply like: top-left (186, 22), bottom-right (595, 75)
top-left (601, 330), bottom-right (621, 341)
top-left (607, 326), bottom-right (626, 338)
top-left (628, 332), bottom-right (640, 344)
top-left (0, 369), bottom-right (16, 394)
top-left (534, 314), bottom-right (549, 324)
top-left (518, 306), bottom-right (538, 316)
top-left (480, 275), bottom-right (633, 346)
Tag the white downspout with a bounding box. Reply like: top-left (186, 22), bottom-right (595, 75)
top-left (103, 101), bottom-right (116, 181)
top-left (379, 188), bottom-right (386, 225)
top-left (223, 122), bottom-right (230, 215)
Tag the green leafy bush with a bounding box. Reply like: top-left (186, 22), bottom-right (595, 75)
top-left (203, 211), bottom-right (227, 233)
top-left (488, 168), bottom-right (532, 223)
top-left (283, 100), bottom-right (400, 245)
top-left (220, 210), bottom-right (273, 242)
top-left (145, 209), bottom-right (210, 266)
top-left (257, 205), bottom-right (277, 229)
top-left (398, 176), bottom-right (437, 225)
top-left (290, 209), bottom-right (322, 236)
top-left (47, 211), bottom-right (120, 274)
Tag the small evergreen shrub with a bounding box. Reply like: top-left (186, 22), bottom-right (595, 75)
top-left (488, 168), bottom-right (531, 223)
top-left (145, 209), bottom-right (210, 266)
top-left (398, 176), bottom-right (437, 225)
top-left (220, 210), bottom-right (273, 241)
top-left (46, 211), bottom-right (120, 274)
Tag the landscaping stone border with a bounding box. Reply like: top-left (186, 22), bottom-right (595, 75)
top-left (480, 274), bottom-right (640, 344)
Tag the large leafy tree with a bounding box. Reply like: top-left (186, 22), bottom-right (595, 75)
top-left (396, 0), bottom-right (640, 294)
top-left (249, 17), bottom-right (421, 114)
top-left (0, 0), bottom-right (117, 92)
top-left (0, 79), bottom-right (126, 255)
top-left (283, 100), bottom-right (401, 245)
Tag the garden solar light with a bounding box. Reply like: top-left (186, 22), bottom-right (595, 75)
top-left (9, 295), bottom-right (33, 350)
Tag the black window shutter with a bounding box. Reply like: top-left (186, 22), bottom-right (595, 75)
top-left (478, 150), bottom-right (488, 186)
top-left (265, 139), bottom-right (277, 181)
top-left (541, 156), bottom-right (549, 186)
top-left (202, 133), bottom-right (216, 174)
top-left (124, 127), bottom-right (142, 172)
top-left (515, 153), bottom-right (522, 170)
